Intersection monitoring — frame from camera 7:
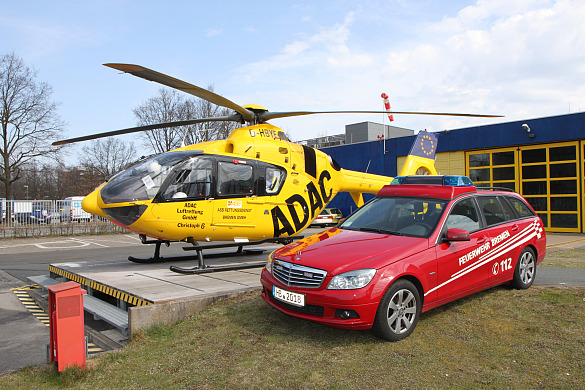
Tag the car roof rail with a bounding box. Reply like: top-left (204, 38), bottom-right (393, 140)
top-left (475, 186), bottom-right (517, 193)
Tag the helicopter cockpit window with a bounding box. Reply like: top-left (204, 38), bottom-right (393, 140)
top-left (101, 151), bottom-right (201, 204)
top-left (217, 161), bottom-right (254, 196)
top-left (265, 166), bottom-right (285, 194)
top-left (161, 157), bottom-right (212, 200)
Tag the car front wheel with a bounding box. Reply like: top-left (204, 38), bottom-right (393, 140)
top-left (373, 279), bottom-right (421, 341)
top-left (511, 247), bottom-right (536, 289)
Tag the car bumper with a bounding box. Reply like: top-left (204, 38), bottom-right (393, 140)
top-left (260, 269), bottom-right (380, 330)
top-left (311, 218), bottom-right (334, 226)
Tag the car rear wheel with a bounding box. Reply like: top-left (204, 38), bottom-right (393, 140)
top-left (373, 279), bottom-right (421, 341)
top-left (511, 247), bottom-right (536, 289)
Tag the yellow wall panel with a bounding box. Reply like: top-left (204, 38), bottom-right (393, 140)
top-left (435, 151), bottom-right (465, 175)
top-left (397, 152), bottom-right (464, 176)
top-left (397, 156), bottom-right (406, 174)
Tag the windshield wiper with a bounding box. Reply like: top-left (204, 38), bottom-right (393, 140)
top-left (358, 227), bottom-right (404, 236)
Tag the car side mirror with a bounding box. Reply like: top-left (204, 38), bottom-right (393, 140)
top-left (444, 228), bottom-right (471, 242)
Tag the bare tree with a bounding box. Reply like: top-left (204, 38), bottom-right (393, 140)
top-left (133, 88), bottom-right (196, 153)
top-left (0, 53), bottom-right (65, 199)
top-left (79, 138), bottom-right (137, 181)
top-left (183, 102), bottom-right (239, 144)
top-left (133, 86), bottom-right (240, 153)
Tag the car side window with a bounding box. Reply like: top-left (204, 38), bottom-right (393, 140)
top-left (476, 196), bottom-right (508, 226)
top-left (445, 198), bottom-right (480, 232)
top-left (505, 196), bottom-right (536, 218)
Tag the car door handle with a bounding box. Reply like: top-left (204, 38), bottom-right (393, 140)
top-left (476, 236), bottom-right (488, 244)
top-left (511, 224), bottom-right (519, 232)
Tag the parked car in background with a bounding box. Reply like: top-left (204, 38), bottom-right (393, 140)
top-left (14, 204), bottom-right (51, 224)
top-left (62, 196), bottom-right (93, 222)
top-left (311, 208), bottom-right (343, 227)
top-left (327, 208), bottom-right (343, 224)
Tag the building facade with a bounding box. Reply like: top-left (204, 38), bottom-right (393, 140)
top-left (323, 112), bottom-right (585, 233)
top-left (301, 122), bottom-right (414, 149)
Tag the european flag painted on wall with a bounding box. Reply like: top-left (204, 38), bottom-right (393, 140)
top-left (408, 131), bottom-right (438, 159)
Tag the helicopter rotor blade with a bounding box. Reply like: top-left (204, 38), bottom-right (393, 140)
top-left (104, 63), bottom-right (255, 123)
top-left (52, 115), bottom-right (241, 146)
top-left (260, 110), bottom-right (503, 121)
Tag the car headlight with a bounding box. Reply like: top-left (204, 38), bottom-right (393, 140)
top-left (327, 269), bottom-right (376, 290)
top-left (265, 251), bottom-right (275, 274)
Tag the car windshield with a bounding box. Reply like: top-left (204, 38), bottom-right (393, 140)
top-left (339, 196), bottom-right (447, 238)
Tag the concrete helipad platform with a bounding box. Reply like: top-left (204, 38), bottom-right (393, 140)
top-left (47, 243), bottom-right (281, 336)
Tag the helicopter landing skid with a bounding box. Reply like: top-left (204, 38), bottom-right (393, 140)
top-left (127, 235), bottom-right (176, 263)
top-left (169, 236), bottom-right (303, 275)
top-left (126, 236), bottom-right (266, 264)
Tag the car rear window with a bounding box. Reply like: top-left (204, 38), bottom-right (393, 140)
top-left (505, 196), bottom-right (536, 218)
top-left (498, 196), bottom-right (517, 220)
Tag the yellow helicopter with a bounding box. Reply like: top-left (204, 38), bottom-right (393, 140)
top-left (54, 63), bottom-right (501, 273)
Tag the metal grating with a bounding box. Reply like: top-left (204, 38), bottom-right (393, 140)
top-left (272, 260), bottom-right (327, 288)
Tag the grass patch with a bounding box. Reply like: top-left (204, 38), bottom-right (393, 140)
top-left (1, 286), bottom-right (584, 389)
top-left (542, 249), bottom-right (585, 268)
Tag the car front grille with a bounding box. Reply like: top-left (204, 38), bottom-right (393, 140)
top-left (272, 260), bottom-right (327, 288)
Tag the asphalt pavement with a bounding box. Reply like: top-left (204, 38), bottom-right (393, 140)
top-left (0, 270), bottom-right (48, 373)
top-left (0, 231), bottom-right (584, 375)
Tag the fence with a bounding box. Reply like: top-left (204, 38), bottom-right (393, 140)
top-left (0, 199), bottom-right (126, 238)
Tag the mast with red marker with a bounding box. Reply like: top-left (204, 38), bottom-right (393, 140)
top-left (381, 93), bottom-right (394, 122)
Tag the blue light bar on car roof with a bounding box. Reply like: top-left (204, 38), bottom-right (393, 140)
top-left (390, 175), bottom-right (474, 186)
top-left (443, 175), bottom-right (474, 186)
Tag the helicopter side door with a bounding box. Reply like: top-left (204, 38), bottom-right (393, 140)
top-left (211, 158), bottom-right (258, 237)
top-left (149, 155), bottom-right (214, 240)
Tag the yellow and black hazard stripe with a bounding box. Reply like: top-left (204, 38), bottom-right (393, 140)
top-left (11, 285), bottom-right (50, 326)
top-left (87, 342), bottom-right (103, 355)
top-left (11, 284), bottom-right (104, 355)
top-left (49, 265), bottom-right (153, 307)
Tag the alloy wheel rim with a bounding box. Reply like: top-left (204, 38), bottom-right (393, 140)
top-left (387, 289), bottom-right (416, 334)
top-left (519, 251), bottom-right (535, 284)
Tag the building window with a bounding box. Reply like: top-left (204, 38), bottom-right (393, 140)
top-left (467, 147), bottom-right (517, 191)
top-left (521, 142), bottom-right (580, 231)
top-left (466, 142), bottom-right (581, 232)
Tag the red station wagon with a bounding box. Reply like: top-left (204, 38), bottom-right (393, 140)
top-left (261, 175), bottom-right (546, 341)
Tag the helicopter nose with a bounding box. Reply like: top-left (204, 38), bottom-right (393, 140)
top-left (82, 187), bottom-right (108, 219)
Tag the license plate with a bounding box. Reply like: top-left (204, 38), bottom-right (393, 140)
top-left (273, 286), bottom-right (305, 307)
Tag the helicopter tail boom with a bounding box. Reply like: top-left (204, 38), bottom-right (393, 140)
top-left (338, 169), bottom-right (393, 207)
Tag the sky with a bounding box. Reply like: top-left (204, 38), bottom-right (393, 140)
top-left (2, 0), bottom-right (584, 160)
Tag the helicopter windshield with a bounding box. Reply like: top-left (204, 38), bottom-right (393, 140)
top-left (161, 157), bottom-right (213, 200)
top-left (101, 151), bottom-right (202, 204)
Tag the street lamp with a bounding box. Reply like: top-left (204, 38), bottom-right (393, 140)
top-left (24, 185), bottom-right (29, 200)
